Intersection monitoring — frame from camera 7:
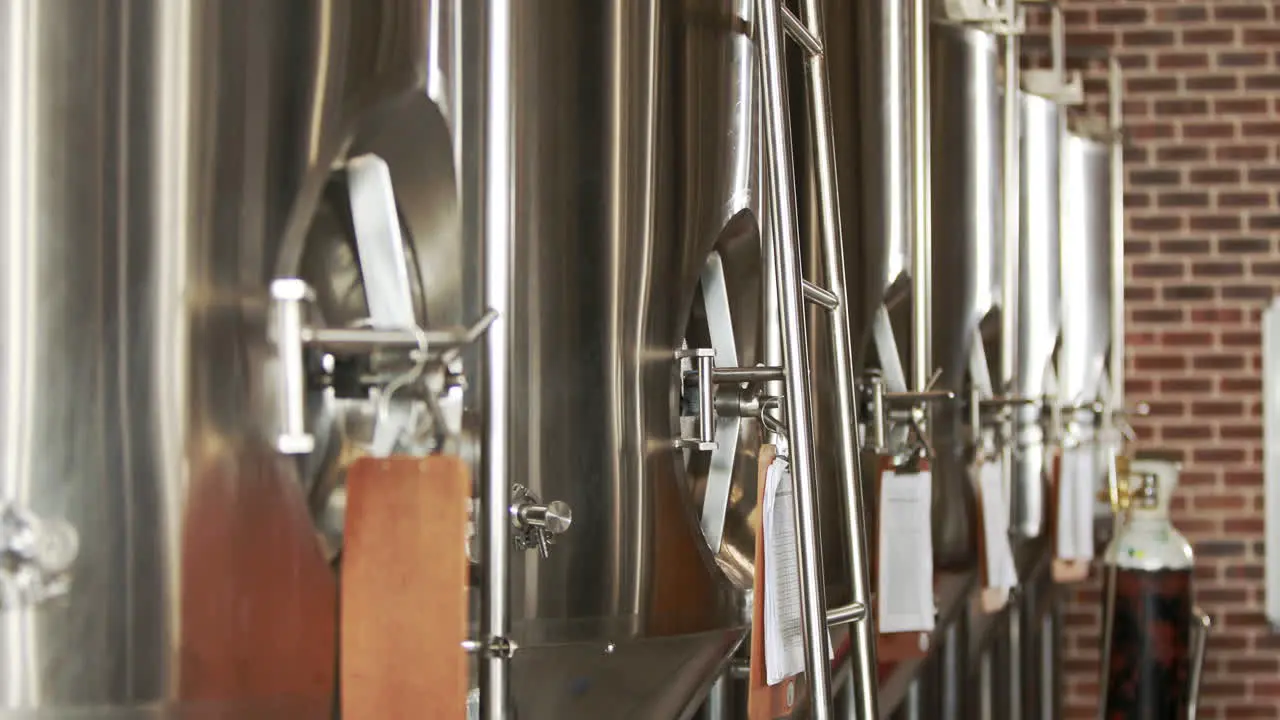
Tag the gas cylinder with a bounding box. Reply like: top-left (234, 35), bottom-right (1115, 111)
top-left (1101, 458), bottom-right (1198, 719)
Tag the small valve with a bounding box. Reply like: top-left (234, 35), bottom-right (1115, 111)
top-left (510, 485), bottom-right (573, 559)
top-left (0, 503), bottom-right (79, 609)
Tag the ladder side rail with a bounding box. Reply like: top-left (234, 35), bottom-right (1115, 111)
top-left (796, 0), bottom-right (882, 716)
top-left (756, 0), bottom-right (836, 714)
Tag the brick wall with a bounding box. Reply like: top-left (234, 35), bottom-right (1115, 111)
top-left (1041, 2), bottom-right (1280, 717)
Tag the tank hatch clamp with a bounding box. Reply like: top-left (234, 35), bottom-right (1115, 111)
top-left (0, 503), bottom-right (79, 609)
top-left (269, 277), bottom-right (497, 456)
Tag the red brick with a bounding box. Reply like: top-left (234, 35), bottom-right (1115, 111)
top-left (1220, 237), bottom-right (1273, 254)
top-left (1191, 168), bottom-right (1241, 184)
top-left (1183, 28), bottom-right (1236, 46)
top-left (1192, 261), bottom-right (1244, 278)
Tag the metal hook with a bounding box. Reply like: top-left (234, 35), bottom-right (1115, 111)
top-left (375, 324), bottom-right (435, 441)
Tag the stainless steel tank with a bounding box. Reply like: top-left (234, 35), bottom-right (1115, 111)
top-left (0, 0), bottom-right (425, 715)
top-left (1012, 91), bottom-right (1064, 538)
top-left (825, 0), bottom-right (913, 361)
top-left (1060, 131), bottom-right (1114, 408)
top-left (928, 22), bottom-right (1003, 566)
top-left (462, 2), bottom-right (758, 717)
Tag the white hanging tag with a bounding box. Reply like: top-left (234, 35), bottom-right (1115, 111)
top-left (1056, 444), bottom-right (1097, 561)
top-left (878, 470), bottom-right (935, 633)
top-left (763, 443), bottom-right (804, 685)
top-left (979, 459), bottom-right (1018, 589)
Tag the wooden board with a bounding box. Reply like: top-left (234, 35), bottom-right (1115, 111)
top-left (342, 455), bottom-right (470, 719)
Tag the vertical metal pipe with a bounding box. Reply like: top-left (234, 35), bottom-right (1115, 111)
top-left (1108, 58), bottom-right (1125, 411)
top-left (705, 672), bottom-right (731, 720)
top-left (1008, 600), bottom-right (1023, 720)
top-left (1041, 600), bottom-right (1059, 720)
top-left (910, 0), bottom-right (932, 391)
top-left (481, 0), bottom-right (512, 716)
top-left (1001, 0), bottom-right (1021, 507)
top-left (756, 0), bottom-right (835, 712)
top-left (798, 0), bottom-right (880, 715)
top-left (979, 650), bottom-right (994, 720)
top-left (873, 372), bottom-right (889, 451)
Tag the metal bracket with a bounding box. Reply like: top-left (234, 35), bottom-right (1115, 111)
top-left (0, 503), bottom-right (79, 610)
top-left (676, 348), bottom-right (718, 451)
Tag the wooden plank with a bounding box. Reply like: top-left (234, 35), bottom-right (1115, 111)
top-left (342, 455), bottom-right (470, 718)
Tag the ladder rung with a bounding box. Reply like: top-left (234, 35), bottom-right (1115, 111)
top-left (802, 280), bottom-right (840, 311)
top-left (826, 602), bottom-right (868, 627)
top-left (712, 366), bottom-right (786, 383)
top-left (781, 7), bottom-right (824, 57)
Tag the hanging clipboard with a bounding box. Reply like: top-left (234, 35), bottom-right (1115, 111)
top-left (872, 455), bottom-right (936, 663)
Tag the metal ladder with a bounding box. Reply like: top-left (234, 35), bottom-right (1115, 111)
top-left (756, 1), bottom-right (879, 717)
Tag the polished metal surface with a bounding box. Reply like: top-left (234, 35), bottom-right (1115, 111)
top-left (929, 22), bottom-right (1003, 566)
top-left (0, 1), bottom-right (424, 714)
top-left (911, 0), bottom-right (933, 392)
top-left (1012, 92), bottom-right (1064, 538)
top-left (462, 1), bottom-right (758, 717)
top-left (1060, 132), bottom-right (1113, 407)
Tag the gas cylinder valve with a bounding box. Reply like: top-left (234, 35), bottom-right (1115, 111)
top-left (510, 484), bottom-right (573, 559)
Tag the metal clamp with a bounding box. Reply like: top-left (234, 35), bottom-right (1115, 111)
top-left (510, 484), bottom-right (573, 559)
top-left (270, 278), bottom-right (497, 455)
top-left (0, 503), bottom-right (79, 610)
top-left (676, 348), bottom-right (718, 451)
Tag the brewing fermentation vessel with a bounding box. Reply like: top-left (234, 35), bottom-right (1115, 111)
top-left (0, 0), bottom-right (425, 715)
top-left (1059, 132), bottom-right (1113, 409)
top-left (466, 2), bottom-right (759, 716)
top-left (928, 22), bottom-right (1004, 566)
top-left (1012, 92), bottom-right (1065, 538)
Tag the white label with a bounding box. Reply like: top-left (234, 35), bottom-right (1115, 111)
top-left (978, 460), bottom-right (1018, 589)
top-left (1057, 445), bottom-right (1097, 561)
top-left (878, 470), bottom-right (936, 633)
top-left (763, 451), bottom-right (804, 685)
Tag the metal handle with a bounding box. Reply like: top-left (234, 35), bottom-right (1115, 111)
top-left (1188, 608), bottom-right (1211, 719)
top-left (676, 348), bottom-right (718, 450)
top-left (271, 279), bottom-right (317, 455)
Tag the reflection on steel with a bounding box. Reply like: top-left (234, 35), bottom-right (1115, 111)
top-left (0, 0), bottom-right (424, 713)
